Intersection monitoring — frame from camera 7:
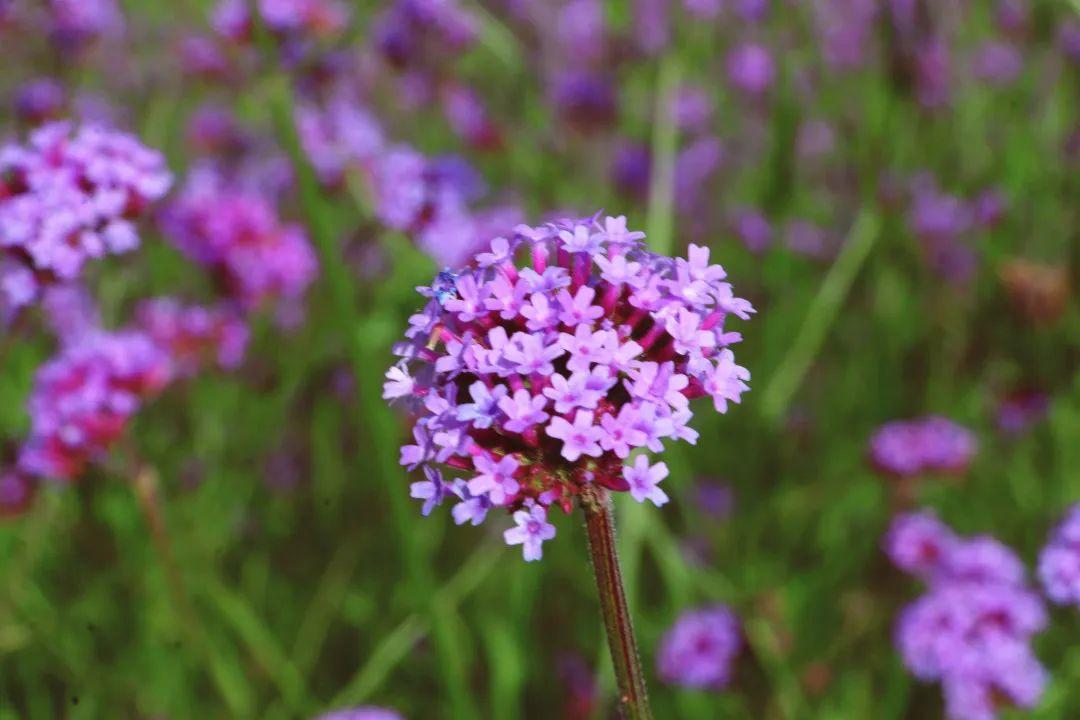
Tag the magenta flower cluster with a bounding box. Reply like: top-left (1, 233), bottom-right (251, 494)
top-left (161, 164), bottom-right (317, 310)
top-left (0, 122), bottom-right (172, 316)
top-left (656, 604), bottom-right (742, 690)
top-left (385, 217), bottom-right (754, 560)
top-left (1038, 504), bottom-right (1080, 608)
top-left (869, 416), bottom-right (978, 478)
top-left (886, 512), bottom-right (1047, 720)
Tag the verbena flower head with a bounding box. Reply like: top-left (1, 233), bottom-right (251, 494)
top-left (19, 331), bottom-right (171, 481)
top-left (0, 121), bottom-right (171, 312)
top-left (161, 165), bottom-right (317, 310)
top-left (888, 512), bottom-right (1048, 720)
top-left (136, 298), bottom-right (249, 377)
top-left (385, 216), bottom-right (754, 560)
top-left (1038, 504), bottom-right (1080, 608)
top-left (726, 42), bottom-right (776, 96)
top-left (657, 604), bottom-right (742, 689)
top-left (869, 416), bottom-right (977, 478)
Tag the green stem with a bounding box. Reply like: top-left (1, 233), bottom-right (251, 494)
top-left (580, 485), bottom-right (652, 720)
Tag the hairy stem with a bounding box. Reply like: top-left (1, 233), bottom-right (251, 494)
top-left (580, 484), bottom-right (653, 720)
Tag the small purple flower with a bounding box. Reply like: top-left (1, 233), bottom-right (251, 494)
top-left (410, 465), bottom-right (454, 516)
top-left (547, 410), bottom-right (605, 462)
top-left (468, 453), bottom-right (521, 505)
top-left (13, 78), bottom-right (66, 125)
top-left (457, 381), bottom-right (509, 429)
top-left (503, 503), bottom-right (556, 561)
top-left (624, 456), bottom-right (669, 506)
top-left (657, 605), bottom-right (741, 689)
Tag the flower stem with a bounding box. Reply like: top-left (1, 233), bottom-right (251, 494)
top-left (580, 484), bottom-right (653, 720)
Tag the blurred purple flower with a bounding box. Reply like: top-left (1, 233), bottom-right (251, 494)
top-left (657, 604), bottom-right (742, 689)
top-left (177, 35), bottom-right (232, 79)
top-left (681, 0), bottom-right (721, 21)
top-left (889, 512), bottom-right (1048, 719)
top-left (972, 41), bottom-right (1023, 86)
top-left (734, 209), bottom-right (773, 254)
top-left (915, 38), bottom-right (952, 109)
top-left (869, 416), bottom-right (977, 478)
top-left (813, 0), bottom-right (878, 71)
top-left (996, 391), bottom-right (1048, 436)
top-left (727, 43), bottom-right (776, 95)
top-left (440, 84), bottom-right (502, 151)
top-left (552, 71), bottom-right (619, 133)
top-left (0, 470), bottom-right (36, 517)
top-left (674, 85), bottom-right (714, 133)
top-left (611, 141), bottom-right (652, 200)
top-left (694, 479), bottom-right (734, 520)
top-left (634, 0), bottom-right (670, 55)
top-left (796, 119), bottom-right (836, 161)
top-left (13, 78), bottom-right (65, 125)
top-left (1038, 504), bottom-right (1080, 607)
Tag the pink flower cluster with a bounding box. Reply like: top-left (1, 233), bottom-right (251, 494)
top-left (18, 332), bottom-right (172, 481)
top-left (161, 164), bottom-right (317, 310)
top-left (136, 298), bottom-right (249, 378)
top-left (385, 216), bottom-right (754, 560)
top-left (0, 122), bottom-right (171, 315)
top-left (869, 416), bottom-right (978, 478)
top-left (886, 512), bottom-right (1048, 720)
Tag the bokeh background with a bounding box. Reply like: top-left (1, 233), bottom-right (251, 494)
top-left (1, 0), bottom-right (1078, 718)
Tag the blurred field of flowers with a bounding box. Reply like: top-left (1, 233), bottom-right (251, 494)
top-left (0, 0), bottom-right (1078, 718)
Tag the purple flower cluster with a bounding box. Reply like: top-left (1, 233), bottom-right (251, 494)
top-left (0, 122), bottom-right (171, 316)
top-left (295, 92), bottom-right (385, 187)
top-left (385, 217), bottom-right (754, 560)
top-left (161, 165), bottom-right (317, 310)
top-left (869, 416), bottom-right (978, 478)
top-left (995, 391), bottom-right (1048, 436)
top-left (136, 298), bottom-right (249, 377)
top-left (18, 331), bottom-right (172, 481)
top-left (656, 604), bottom-right (742, 690)
top-left (1038, 504), bottom-right (1080, 608)
top-left (887, 512), bottom-right (1048, 720)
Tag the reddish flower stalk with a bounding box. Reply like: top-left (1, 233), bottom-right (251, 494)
top-left (580, 483), bottom-right (652, 720)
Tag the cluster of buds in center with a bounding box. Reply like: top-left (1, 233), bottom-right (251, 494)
top-left (385, 214), bottom-right (753, 560)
